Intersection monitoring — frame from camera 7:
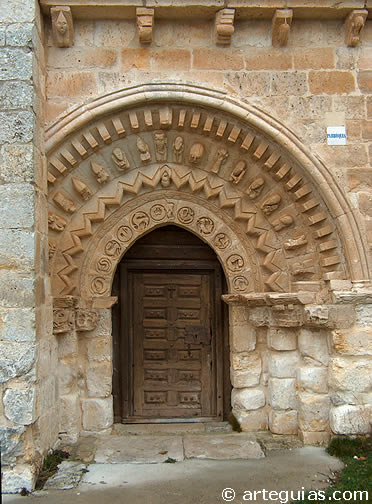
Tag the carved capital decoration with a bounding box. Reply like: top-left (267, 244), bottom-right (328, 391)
top-left (52, 297), bottom-right (99, 333)
top-left (46, 84), bottom-right (369, 301)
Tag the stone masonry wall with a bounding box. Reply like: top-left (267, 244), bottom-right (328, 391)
top-left (0, 0), bottom-right (56, 493)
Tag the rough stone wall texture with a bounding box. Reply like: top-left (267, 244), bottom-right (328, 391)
top-left (0, 0), bottom-right (56, 493)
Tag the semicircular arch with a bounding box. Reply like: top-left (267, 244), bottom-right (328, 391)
top-left (46, 83), bottom-right (371, 298)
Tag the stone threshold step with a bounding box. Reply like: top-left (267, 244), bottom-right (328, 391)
top-left (112, 421), bottom-right (233, 436)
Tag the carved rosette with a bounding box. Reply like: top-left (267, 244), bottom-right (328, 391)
top-left (47, 101), bottom-right (348, 297)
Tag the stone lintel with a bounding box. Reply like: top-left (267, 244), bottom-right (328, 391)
top-left (39, 1), bottom-right (369, 21)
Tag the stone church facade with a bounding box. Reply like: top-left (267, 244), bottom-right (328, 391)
top-left (1, 0), bottom-right (371, 492)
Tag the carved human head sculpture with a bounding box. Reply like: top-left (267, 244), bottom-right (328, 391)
top-left (51, 7), bottom-right (74, 48)
top-left (189, 143), bottom-right (205, 164)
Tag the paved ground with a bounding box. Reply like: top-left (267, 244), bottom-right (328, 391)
top-left (3, 447), bottom-right (343, 504)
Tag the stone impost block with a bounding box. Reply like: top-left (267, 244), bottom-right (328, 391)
top-left (3, 387), bottom-right (35, 425)
top-left (269, 378), bottom-right (296, 410)
top-left (298, 329), bottom-right (329, 366)
top-left (268, 351), bottom-right (299, 378)
top-left (82, 396), bottom-right (113, 431)
top-left (231, 388), bottom-right (265, 411)
top-left (1, 464), bottom-right (35, 494)
top-left (329, 357), bottom-right (372, 393)
top-left (299, 431), bottom-right (330, 446)
top-left (298, 393), bottom-right (330, 432)
top-left (238, 409), bottom-right (268, 432)
top-left (331, 328), bottom-right (372, 356)
top-left (86, 362), bottom-right (112, 398)
top-left (0, 425), bottom-right (24, 464)
top-left (267, 327), bottom-right (297, 351)
top-left (297, 367), bottom-right (328, 394)
top-left (269, 409), bottom-right (298, 435)
top-left (330, 404), bottom-right (372, 434)
top-left (230, 325), bottom-right (256, 353)
top-left (0, 341), bottom-right (36, 383)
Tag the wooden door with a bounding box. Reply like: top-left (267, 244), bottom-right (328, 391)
top-left (132, 270), bottom-right (217, 419)
top-left (112, 226), bottom-right (229, 423)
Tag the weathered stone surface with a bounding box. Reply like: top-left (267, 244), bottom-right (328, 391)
top-left (0, 81), bottom-right (33, 109)
top-left (0, 0), bottom-right (35, 23)
top-left (0, 111), bottom-right (34, 143)
top-left (0, 307), bottom-right (35, 342)
top-left (238, 409), bottom-right (268, 432)
top-left (0, 144), bottom-right (34, 183)
top-left (269, 409), bottom-right (298, 435)
top-left (330, 405), bottom-right (372, 434)
top-left (0, 271), bottom-right (35, 308)
top-left (0, 425), bottom-right (24, 464)
top-left (231, 351), bottom-right (261, 371)
top-left (59, 394), bottom-right (81, 443)
top-left (355, 304), bottom-right (372, 327)
top-left (268, 351), bottom-right (299, 378)
top-left (267, 328), bottom-right (297, 351)
top-left (331, 329), bottom-right (372, 356)
top-left (86, 336), bottom-right (112, 362)
top-left (86, 362), bottom-right (112, 398)
top-left (43, 461), bottom-right (87, 490)
top-left (82, 396), bottom-right (113, 431)
top-left (3, 387), bottom-right (35, 425)
top-left (0, 184), bottom-right (34, 229)
top-left (0, 341), bottom-right (35, 383)
top-left (231, 368), bottom-right (261, 388)
top-left (298, 393), bottom-right (330, 432)
top-left (329, 357), bottom-right (372, 393)
top-left (184, 434), bottom-right (264, 460)
top-left (231, 388), bottom-right (265, 411)
top-left (299, 431), bottom-right (330, 446)
top-left (1, 464), bottom-right (35, 494)
top-left (0, 229), bottom-right (35, 270)
top-left (297, 367), bottom-right (328, 394)
top-left (230, 325), bottom-right (256, 352)
top-left (6, 22), bottom-right (33, 46)
top-left (298, 329), bottom-right (329, 366)
top-left (269, 378), bottom-right (296, 410)
top-left (95, 435), bottom-right (184, 463)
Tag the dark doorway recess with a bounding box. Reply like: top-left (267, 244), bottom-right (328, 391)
top-left (112, 225), bottom-right (230, 423)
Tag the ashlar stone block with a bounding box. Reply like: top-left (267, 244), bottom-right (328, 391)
top-left (329, 357), bottom-right (372, 393)
top-left (269, 409), bottom-right (298, 435)
top-left (82, 396), bottom-right (113, 431)
top-left (297, 366), bottom-right (328, 394)
top-left (267, 327), bottom-right (297, 351)
top-left (268, 351), bottom-right (299, 378)
top-left (3, 387), bottom-right (35, 425)
top-left (330, 405), bottom-right (372, 435)
top-left (238, 409), bottom-right (268, 432)
top-left (298, 393), bottom-right (330, 432)
top-left (269, 378), bottom-right (296, 410)
top-left (298, 329), bottom-right (329, 366)
top-left (86, 362), bottom-right (112, 398)
top-left (231, 388), bottom-right (265, 411)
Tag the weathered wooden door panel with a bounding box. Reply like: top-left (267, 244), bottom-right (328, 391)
top-left (132, 271), bottom-right (216, 419)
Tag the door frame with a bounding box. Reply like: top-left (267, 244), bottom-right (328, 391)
top-left (113, 259), bottom-right (228, 423)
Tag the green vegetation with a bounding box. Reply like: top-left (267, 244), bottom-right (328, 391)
top-left (35, 449), bottom-right (70, 490)
top-left (295, 436), bottom-right (371, 503)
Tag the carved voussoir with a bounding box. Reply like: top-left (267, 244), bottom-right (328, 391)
top-left (272, 9), bottom-right (293, 47)
top-left (137, 7), bottom-right (154, 45)
top-left (51, 6), bottom-right (74, 48)
top-left (344, 9), bottom-right (368, 47)
top-left (215, 8), bottom-right (235, 46)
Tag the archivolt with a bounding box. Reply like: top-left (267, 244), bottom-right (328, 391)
top-left (46, 83), bottom-right (370, 297)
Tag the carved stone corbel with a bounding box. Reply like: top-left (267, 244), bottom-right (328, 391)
top-left (215, 8), bottom-right (235, 46)
top-left (136, 7), bottom-right (154, 44)
top-left (272, 9), bottom-right (293, 47)
top-left (344, 9), bottom-right (368, 47)
top-left (51, 6), bottom-right (74, 48)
